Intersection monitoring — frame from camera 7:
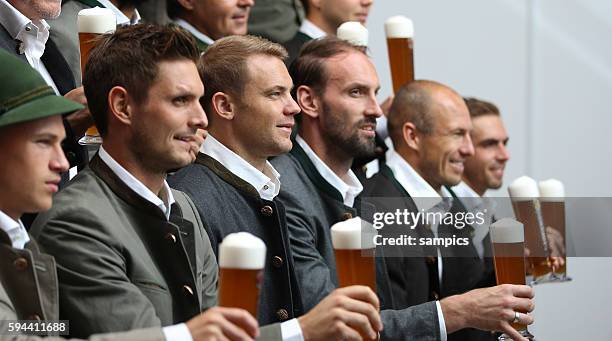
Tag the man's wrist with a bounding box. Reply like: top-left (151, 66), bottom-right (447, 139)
top-left (440, 295), bottom-right (468, 334)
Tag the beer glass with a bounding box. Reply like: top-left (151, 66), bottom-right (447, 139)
top-left (539, 178), bottom-right (571, 281)
top-left (508, 176), bottom-right (557, 284)
top-left (218, 232), bottom-right (267, 317)
top-left (337, 21), bottom-right (368, 47)
top-left (385, 16), bottom-right (414, 93)
top-left (77, 8), bottom-right (116, 146)
top-left (490, 218), bottom-right (535, 340)
top-left (331, 217), bottom-right (377, 291)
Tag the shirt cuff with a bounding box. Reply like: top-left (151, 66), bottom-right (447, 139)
top-left (281, 318), bottom-right (304, 341)
top-left (163, 323), bottom-right (193, 341)
top-left (435, 301), bottom-right (448, 341)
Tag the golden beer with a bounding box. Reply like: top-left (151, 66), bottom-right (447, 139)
top-left (334, 248), bottom-right (376, 291)
top-left (218, 233), bottom-right (266, 318)
top-left (77, 8), bottom-right (115, 143)
top-left (539, 179), bottom-right (567, 276)
top-left (490, 219), bottom-right (531, 335)
top-left (385, 16), bottom-right (414, 93)
top-left (511, 200), bottom-right (551, 278)
top-left (218, 268), bottom-right (261, 317)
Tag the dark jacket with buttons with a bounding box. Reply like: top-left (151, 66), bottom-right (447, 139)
top-left (168, 153), bottom-right (304, 327)
top-left (272, 144), bottom-right (442, 341)
top-left (29, 155), bottom-right (217, 338)
top-left (363, 164), bottom-right (497, 341)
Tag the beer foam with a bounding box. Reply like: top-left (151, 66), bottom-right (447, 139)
top-left (490, 218), bottom-right (524, 243)
top-left (331, 217), bottom-right (377, 250)
top-left (508, 175), bottom-right (539, 199)
top-left (337, 21), bottom-right (368, 47)
top-left (539, 178), bottom-right (565, 201)
top-left (218, 232), bottom-right (266, 269)
top-left (77, 7), bottom-right (116, 34)
top-left (385, 16), bottom-right (414, 38)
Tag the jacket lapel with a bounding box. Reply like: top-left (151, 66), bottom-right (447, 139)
top-left (41, 38), bottom-right (75, 95)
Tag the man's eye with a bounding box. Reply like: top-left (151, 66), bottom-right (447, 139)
top-left (173, 97), bottom-right (188, 105)
top-left (36, 140), bottom-right (52, 147)
top-left (269, 92), bottom-right (281, 98)
top-left (350, 88), bottom-right (362, 96)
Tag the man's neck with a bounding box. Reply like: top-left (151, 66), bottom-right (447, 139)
top-left (208, 130), bottom-right (267, 173)
top-left (0, 205), bottom-right (20, 222)
top-left (8, 0), bottom-right (41, 21)
top-left (398, 147), bottom-right (443, 194)
top-left (101, 142), bottom-right (165, 196)
top-left (306, 14), bottom-right (337, 36)
top-left (462, 178), bottom-right (486, 197)
top-left (299, 133), bottom-right (352, 179)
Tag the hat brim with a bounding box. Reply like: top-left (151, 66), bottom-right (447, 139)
top-left (0, 93), bottom-right (84, 128)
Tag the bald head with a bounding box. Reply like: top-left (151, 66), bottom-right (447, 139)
top-left (388, 80), bottom-right (465, 146)
top-left (387, 80), bottom-right (474, 190)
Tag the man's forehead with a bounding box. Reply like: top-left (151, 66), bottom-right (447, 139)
top-left (324, 52), bottom-right (379, 87)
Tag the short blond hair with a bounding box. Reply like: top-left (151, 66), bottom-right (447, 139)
top-left (198, 35), bottom-right (288, 114)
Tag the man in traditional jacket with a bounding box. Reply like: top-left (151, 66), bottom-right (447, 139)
top-left (29, 25), bottom-right (263, 340)
top-left (274, 37), bottom-right (536, 341)
top-left (0, 48), bottom-right (259, 340)
top-left (169, 34), bottom-right (384, 341)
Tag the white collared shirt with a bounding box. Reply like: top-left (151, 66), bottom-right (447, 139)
top-left (0, 0), bottom-right (59, 94)
top-left (384, 149), bottom-right (450, 341)
top-left (98, 146), bottom-right (175, 220)
top-left (0, 210), bottom-right (30, 250)
top-left (96, 0), bottom-right (141, 25)
top-left (296, 135), bottom-right (363, 207)
top-left (298, 19), bottom-right (326, 39)
top-left (172, 18), bottom-right (215, 46)
top-left (201, 134), bottom-right (280, 201)
top-left (452, 181), bottom-right (496, 259)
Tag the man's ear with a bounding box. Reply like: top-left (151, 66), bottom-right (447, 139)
top-left (108, 86), bottom-right (132, 126)
top-left (211, 92), bottom-right (235, 121)
top-left (402, 122), bottom-right (421, 151)
top-left (176, 0), bottom-right (195, 11)
top-left (296, 85), bottom-right (321, 119)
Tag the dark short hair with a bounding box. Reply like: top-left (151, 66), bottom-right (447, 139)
top-left (464, 97), bottom-right (500, 118)
top-left (83, 24), bottom-right (199, 136)
top-left (198, 35), bottom-right (287, 116)
top-left (166, 0), bottom-right (183, 19)
top-left (290, 36), bottom-right (365, 99)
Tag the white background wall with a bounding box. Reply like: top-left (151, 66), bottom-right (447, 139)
top-left (366, 1), bottom-right (612, 339)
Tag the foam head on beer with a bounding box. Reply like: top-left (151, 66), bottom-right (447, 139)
top-left (337, 21), bottom-right (368, 47)
top-left (77, 7), bottom-right (116, 34)
top-left (539, 178), bottom-right (565, 201)
top-left (218, 232), bottom-right (266, 269)
top-left (490, 218), bottom-right (524, 244)
top-left (508, 175), bottom-right (540, 200)
top-left (331, 217), bottom-right (377, 250)
top-left (384, 16), bottom-right (414, 39)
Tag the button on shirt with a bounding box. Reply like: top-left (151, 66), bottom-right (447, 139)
top-left (0, 210), bottom-right (30, 250)
top-left (296, 135), bottom-right (363, 206)
top-left (385, 149), bottom-right (452, 341)
top-left (452, 181), bottom-right (496, 259)
top-left (200, 134), bottom-right (303, 341)
top-left (0, 0), bottom-right (59, 94)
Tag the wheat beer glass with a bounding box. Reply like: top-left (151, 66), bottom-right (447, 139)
top-left (337, 21), bottom-right (368, 47)
top-left (490, 218), bottom-right (535, 340)
top-left (539, 178), bottom-right (571, 281)
top-left (385, 16), bottom-right (414, 93)
top-left (331, 217), bottom-right (377, 290)
top-left (218, 232), bottom-right (266, 317)
top-left (77, 8), bottom-right (115, 145)
top-left (508, 176), bottom-right (557, 284)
